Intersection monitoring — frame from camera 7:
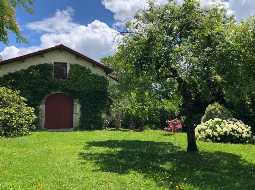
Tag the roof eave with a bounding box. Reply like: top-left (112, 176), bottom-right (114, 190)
top-left (0, 44), bottom-right (113, 74)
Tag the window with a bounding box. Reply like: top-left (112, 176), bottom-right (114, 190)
top-left (54, 62), bottom-right (67, 80)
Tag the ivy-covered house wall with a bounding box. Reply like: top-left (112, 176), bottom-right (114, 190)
top-left (0, 45), bottom-right (114, 130)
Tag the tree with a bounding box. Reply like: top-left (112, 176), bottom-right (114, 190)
top-left (106, 0), bottom-right (232, 152)
top-left (103, 55), bottom-right (181, 130)
top-left (0, 0), bottom-right (33, 44)
top-left (216, 17), bottom-right (255, 129)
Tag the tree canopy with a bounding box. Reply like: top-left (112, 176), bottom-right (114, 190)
top-left (105, 0), bottom-right (255, 152)
top-left (0, 0), bottom-right (33, 44)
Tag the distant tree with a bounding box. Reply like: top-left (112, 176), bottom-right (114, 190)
top-left (216, 16), bottom-right (255, 128)
top-left (106, 0), bottom-right (233, 152)
top-left (0, 0), bottom-right (33, 44)
top-left (103, 55), bottom-right (181, 130)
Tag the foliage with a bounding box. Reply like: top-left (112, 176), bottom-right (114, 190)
top-left (0, 87), bottom-right (36, 137)
top-left (109, 86), bottom-right (180, 130)
top-left (0, 0), bottom-right (33, 44)
top-left (105, 0), bottom-right (255, 150)
top-left (103, 36), bottom-right (181, 130)
top-left (1, 131), bottom-right (255, 190)
top-left (0, 64), bottom-right (110, 130)
top-left (201, 103), bottom-right (233, 123)
top-left (215, 17), bottom-right (255, 129)
top-left (196, 118), bottom-right (253, 144)
top-left (105, 0), bottom-right (234, 152)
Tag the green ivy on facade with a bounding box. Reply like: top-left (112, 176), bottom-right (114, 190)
top-left (0, 64), bottom-right (110, 130)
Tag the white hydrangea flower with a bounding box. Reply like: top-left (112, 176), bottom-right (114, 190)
top-left (195, 118), bottom-right (252, 143)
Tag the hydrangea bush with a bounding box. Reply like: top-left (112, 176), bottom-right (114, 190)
top-left (201, 103), bottom-right (233, 123)
top-left (196, 118), bottom-right (252, 144)
top-left (0, 87), bottom-right (36, 137)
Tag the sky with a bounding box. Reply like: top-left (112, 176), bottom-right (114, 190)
top-left (1, 0), bottom-right (255, 61)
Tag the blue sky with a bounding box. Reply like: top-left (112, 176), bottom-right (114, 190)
top-left (14, 0), bottom-right (115, 47)
top-left (0, 0), bottom-right (116, 56)
top-left (1, 0), bottom-right (255, 61)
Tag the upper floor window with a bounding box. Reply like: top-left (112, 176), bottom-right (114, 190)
top-left (54, 62), bottom-right (67, 80)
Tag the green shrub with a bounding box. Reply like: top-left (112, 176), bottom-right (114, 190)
top-left (121, 113), bottom-right (144, 130)
top-left (201, 103), bottom-right (233, 123)
top-left (0, 87), bottom-right (36, 137)
top-left (195, 118), bottom-right (252, 144)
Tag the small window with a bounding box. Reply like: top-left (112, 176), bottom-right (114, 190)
top-left (54, 62), bottom-right (67, 80)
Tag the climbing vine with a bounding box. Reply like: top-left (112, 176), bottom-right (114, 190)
top-left (0, 64), bottom-right (110, 130)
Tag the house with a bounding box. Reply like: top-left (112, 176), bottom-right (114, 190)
top-left (0, 44), bottom-right (116, 130)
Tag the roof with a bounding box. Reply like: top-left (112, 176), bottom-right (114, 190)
top-left (0, 44), bottom-right (113, 74)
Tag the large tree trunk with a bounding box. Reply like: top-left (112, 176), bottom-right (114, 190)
top-left (177, 78), bottom-right (199, 152)
top-left (183, 105), bottom-right (199, 153)
top-left (186, 124), bottom-right (198, 152)
top-left (168, 68), bottom-right (199, 152)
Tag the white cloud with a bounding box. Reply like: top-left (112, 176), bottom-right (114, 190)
top-left (102, 0), bottom-right (255, 22)
top-left (198, 0), bottom-right (255, 20)
top-left (1, 8), bottom-right (120, 61)
top-left (27, 8), bottom-right (78, 33)
top-left (39, 20), bottom-right (121, 59)
top-left (0, 46), bottom-right (40, 60)
top-left (199, 0), bottom-right (221, 9)
top-left (228, 0), bottom-right (255, 21)
top-left (102, 0), bottom-right (169, 22)
top-left (0, 46), bottom-right (20, 59)
top-left (102, 0), bottom-right (224, 22)
top-left (102, 0), bottom-right (148, 21)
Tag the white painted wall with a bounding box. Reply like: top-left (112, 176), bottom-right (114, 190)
top-left (0, 49), bottom-right (115, 84)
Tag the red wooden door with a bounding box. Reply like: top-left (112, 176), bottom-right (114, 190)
top-left (45, 93), bottom-right (73, 129)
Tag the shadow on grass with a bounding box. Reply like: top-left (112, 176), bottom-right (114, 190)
top-left (79, 140), bottom-right (255, 190)
top-left (162, 132), bottom-right (175, 136)
top-left (104, 128), bottom-right (133, 132)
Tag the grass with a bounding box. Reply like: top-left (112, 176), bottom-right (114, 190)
top-left (0, 130), bottom-right (255, 190)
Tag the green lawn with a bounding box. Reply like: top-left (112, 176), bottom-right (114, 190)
top-left (0, 130), bottom-right (254, 190)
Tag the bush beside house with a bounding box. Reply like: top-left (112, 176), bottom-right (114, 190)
top-left (0, 87), bottom-right (36, 137)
